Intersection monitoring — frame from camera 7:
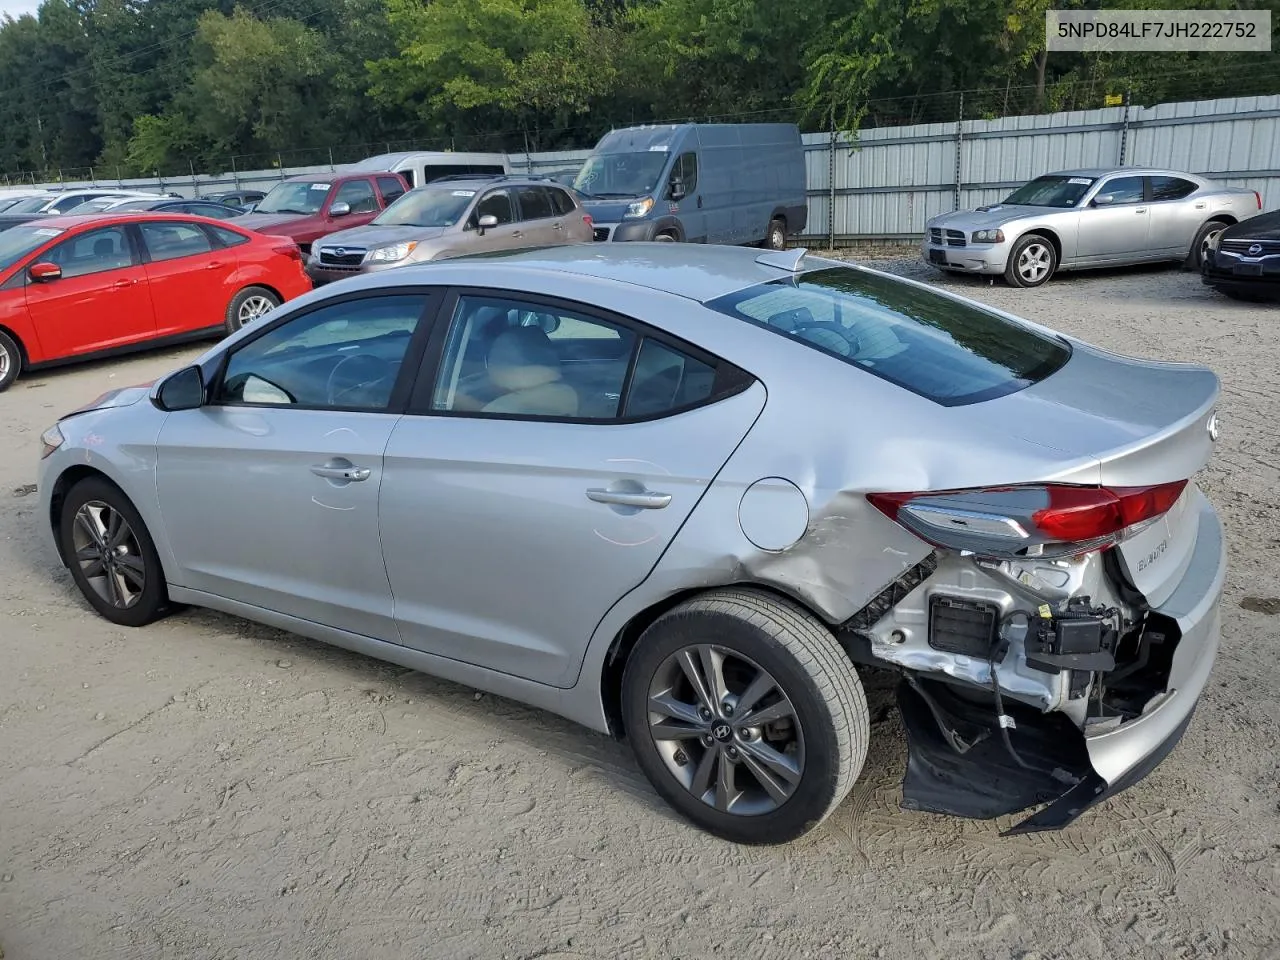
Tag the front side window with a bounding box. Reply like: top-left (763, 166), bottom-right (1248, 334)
top-left (0, 225), bottom-right (65, 273)
top-left (431, 295), bottom-right (635, 418)
top-left (672, 152), bottom-right (698, 195)
top-left (215, 294), bottom-right (429, 410)
top-left (256, 181), bottom-right (331, 215)
top-left (334, 179), bottom-right (378, 214)
top-left (45, 226), bottom-right (134, 278)
top-left (140, 222), bottom-right (214, 262)
top-left (1097, 176), bottom-right (1145, 205)
top-left (475, 189), bottom-right (515, 225)
top-left (705, 266), bottom-right (1070, 406)
top-left (1003, 175), bottom-right (1096, 208)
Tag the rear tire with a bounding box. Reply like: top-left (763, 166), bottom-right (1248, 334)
top-left (225, 286), bottom-right (281, 335)
top-left (1186, 218), bottom-right (1229, 271)
top-left (654, 231), bottom-right (678, 243)
top-left (765, 217), bottom-right (787, 250)
top-left (621, 588), bottom-right (869, 844)
top-left (0, 329), bottom-right (21, 392)
top-left (1004, 233), bottom-right (1057, 287)
top-left (58, 477), bottom-right (173, 628)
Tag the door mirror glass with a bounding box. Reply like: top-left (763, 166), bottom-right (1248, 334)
top-left (154, 365), bottom-right (205, 412)
top-left (329, 201), bottom-right (351, 217)
top-left (1092, 194), bottom-right (1115, 206)
top-left (28, 261), bottom-right (61, 282)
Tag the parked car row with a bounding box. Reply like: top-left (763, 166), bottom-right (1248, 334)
top-left (922, 165), bottom-right (1278, 300)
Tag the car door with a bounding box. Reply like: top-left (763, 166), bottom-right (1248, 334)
top-left (468, 187), bottom-right (527, 252)
top-left (668, 151), bottom-right (707, 242)
top-left (513, 185), bottom-right (560, 246)
top-left (23, 223), bottom-right (156, 358)
top-left (546, 186), bottom-right (592, 243)
top-left (153, 290), bottom-right (440, 640)
top-left (1076, 174), bottom-right (1150, 261)
top-left (378, 290), bottom-right (767, 687)
top-left (330, 178), bottom-right (381, 228)
top-left (136, 220), bottom-right (238, 337)
top-left (1146, 175), bottom-right (1205, 257)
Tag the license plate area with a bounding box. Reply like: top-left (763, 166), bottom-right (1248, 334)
top-left (1234, 261), bottom-right (1263, 276)
top-left (928, 248), bottom-right (948, 265)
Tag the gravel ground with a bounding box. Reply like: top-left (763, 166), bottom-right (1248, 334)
top-left (1, 258), bottom-right (1277, 960)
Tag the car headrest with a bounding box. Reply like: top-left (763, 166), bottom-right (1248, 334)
top-left (487, 327), bottom-right (562, 391)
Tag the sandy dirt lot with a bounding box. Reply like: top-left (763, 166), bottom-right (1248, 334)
top-left (1, 258), bottom-right (1277, 960)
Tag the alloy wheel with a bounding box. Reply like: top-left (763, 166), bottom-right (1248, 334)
top-left (71, 500), bottom-right (146, 609)
top-left (0, 342), bottom-right (9, 381)
top-left (237, 295), bottom-right (276, 327)
top-left (646, 644), bottom-right (805, 816)
top-left (1017, 242), bottom-right (1052, 283)
top-left (1200, 226), bottom-right (1225, 265)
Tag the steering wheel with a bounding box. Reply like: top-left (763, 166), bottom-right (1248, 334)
top-left (326, 353), bottom-right (397, 407)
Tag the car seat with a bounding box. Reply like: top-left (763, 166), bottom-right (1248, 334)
top-left (481, 326), bottom-right (578, 416)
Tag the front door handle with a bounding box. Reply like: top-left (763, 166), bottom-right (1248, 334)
top-left (697, 195), bottom-right (703, 208)
top-left (587, 488), bottom-right (671, 509)
top-left (204, 261), bottom-right (226, 270)
top-left (512, 230), bottom-right (523, 239)
top-left (1135, 208), bottom-right (1147, 214)
top-left (112, 278), bottom-right (136, 288)
top-left (311, 461), bottom-right (371, 482)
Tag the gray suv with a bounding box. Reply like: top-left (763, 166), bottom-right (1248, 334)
top-left (306, 175), bottom-right (593, 284)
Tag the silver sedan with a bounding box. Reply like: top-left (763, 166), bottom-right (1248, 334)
top-left (923, 166), bottom-right (1261, 287)
top-left (37, 244), bottom-right (1224, 843)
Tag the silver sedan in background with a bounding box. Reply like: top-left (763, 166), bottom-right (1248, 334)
top-left (923, 166), bottom-right (1261, 287)
top-left (37, 244), bottom-right (1224, 843)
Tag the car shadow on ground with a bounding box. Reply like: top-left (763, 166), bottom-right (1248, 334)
top-left (17, 341), bottom-right (210, 398)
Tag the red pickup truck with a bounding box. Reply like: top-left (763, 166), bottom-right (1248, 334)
top-left (236, 171), bottom-right (410, 255)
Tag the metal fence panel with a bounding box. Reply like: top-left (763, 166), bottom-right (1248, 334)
top-left (16, 94), bottom-right (1280, 242)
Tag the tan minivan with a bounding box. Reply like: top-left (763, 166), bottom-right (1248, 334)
top-left (305, 175), bottom-right (594, 285)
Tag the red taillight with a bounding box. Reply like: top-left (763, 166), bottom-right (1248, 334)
top-left (1254, 190), bottom-right (1262, 210)
top-left (1030, 481), bottom-right (1186, 542)
top-left (582, 213), bottom-right (593, 226)
top-left (272, 241), bottom-right (302, 262)
top-left (868, 480), bottom-right (1188, 556)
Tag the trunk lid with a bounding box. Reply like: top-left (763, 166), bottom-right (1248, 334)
top-left (977, 341), bottom-right (1220, 605)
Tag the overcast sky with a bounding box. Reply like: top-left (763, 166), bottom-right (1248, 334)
top-left (0, 0), bottom-right (41, 20)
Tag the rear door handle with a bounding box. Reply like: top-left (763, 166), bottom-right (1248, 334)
top-left (111, 278), bottom-right (136, 288)
top-left (552, 222), bottom-right (563, 231)
top-left (204, 261), bottom-right (226, 270)
top-left (587, 488), bottom-right (671, 509)
top-left (511, 231), bottom-right (523, 239)
top-left (1135, 208), bottom-right (1147, 214)
top-left (311, 461), bottom-right (371, 482)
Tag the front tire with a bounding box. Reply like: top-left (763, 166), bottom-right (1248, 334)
top-left (225, 286), bottom-right (281, 335)
top-left (0, 329), bottom-right (21, 392)
top-left (765, 217), bottom-right (787, 250)
top-left (1004, 233), bottom-right (1057, 287)
top-left (58, 477), bottom-right (172, 627)
top-left (621, 588), bottom-right (869, 844)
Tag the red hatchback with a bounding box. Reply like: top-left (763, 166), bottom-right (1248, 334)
top-left (0, 213), bottom-right (313, 391)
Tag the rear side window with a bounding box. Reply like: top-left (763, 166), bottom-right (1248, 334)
top-left (548, 188), bottom-right (576, 215)
top-left (140, 222), bottom-right (214, 262)
top-left (705, 267), bottom-right (1071, 406)
top-left (377, 176), bottom-right (406, 205)
top-left (516, 186), bottom-right (555, 220)
top-left (207, 225), bottom-right (250, 248)
top-left (1150, 176), bottom-right (1197, 201)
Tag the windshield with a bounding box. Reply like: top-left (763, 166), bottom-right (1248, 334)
top-left (0, 224), bottom-right (63, 273)
top-left (5, 196), bottom-right (53, 214)
top-left (705, 266), bottom-right (1070, 406)
top-left (573, 151), bottom-right (670, 198)
top-left (1002, 175), bottom-right (1096, 208)
top-left (373, 186), bottom-right (474, 227)
top-left (255, 181), bottom-right (332, 215)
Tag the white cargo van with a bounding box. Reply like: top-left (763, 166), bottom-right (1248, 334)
top-left (346, 151), bottom-right (511, 189)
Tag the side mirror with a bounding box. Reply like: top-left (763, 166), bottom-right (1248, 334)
top-left (329, 201), bottom-right (351, 218)
top-left (668, 178), bottom-right (686, 201)
top-left (477, 213), bottom-right (498, 235)
top-left (28, 262), bottom-right (61, 282)
top-left (153, 365), bottom-right (205, 412)
top-left (1092, 194), bottom-right (1115, 206)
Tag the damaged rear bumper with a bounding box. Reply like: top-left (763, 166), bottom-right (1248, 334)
top-left (897, 494), bottom-right (1224, 834)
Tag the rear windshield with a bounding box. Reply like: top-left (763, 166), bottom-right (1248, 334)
top-left (704, 267), bottom-right (1071, 406)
